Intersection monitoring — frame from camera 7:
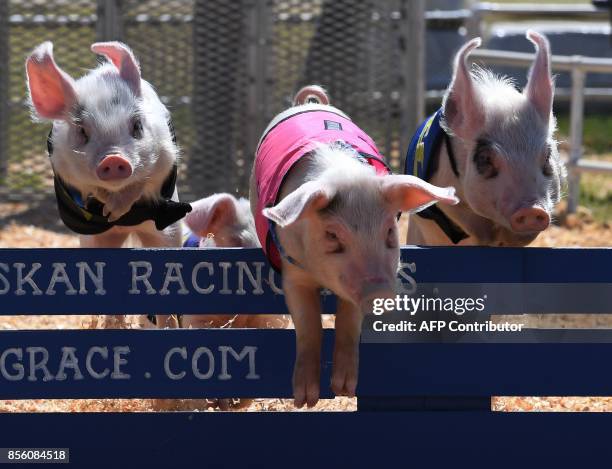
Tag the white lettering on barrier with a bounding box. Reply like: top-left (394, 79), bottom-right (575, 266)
top-left (236, 262), bottom-right (265, 295)
top-left (129, 261), bottom-right (156, 294)
top-left (0, 346), bottom-right (131, 382)
top-left (219, 262), bottom-right (232, 294)
top-left (192, 262), bottom-right (214, 294)
top-left (27, 347), bottom-right (53, 382)
top-left (192, 347), bottom-right (215, 379)
top-left (165, 347), bottom-right (187, 380)
top-left (0, 344), bottom-right (260, 384)
top-left (0, 263), bottom-right (9, 294)
top-left (163, 346), bottom-right (259, 381)
top-left (398, 262), bottom-right (417, 295)
top-left (218, 346), bottom-right (260, 380)
top-left (46, 263), bottom-right (78, 296)
top-left (14, 263), bottom-right (42, 296)
top-left (111, 346), bottom-right (131, 380)
top-left (0, 348), bottom-right (24, 381)
top-left (268, 269), bottom-right (283, 295)
top-left (0, 262), bottom-right (107, 296)
top-left (55, 347), bottom-right (84, 380)
top-left (76, 262), bottom-right (106, 295)
top-left (159, 263), bottom-right (189, 295)
top-left (0, 259), bottom-right (418, 298)
top-left (85, 346), bottom-right (110, 379)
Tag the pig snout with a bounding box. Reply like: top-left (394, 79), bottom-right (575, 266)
top-left (510, 206), bottom-right (550, 233)
top-left (96, 154), bottom-right (133, 181)
top-left (358, 277), bottom-right (396, 314)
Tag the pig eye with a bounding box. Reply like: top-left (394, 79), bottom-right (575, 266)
top-left (386, 227), bottom-right (398, 249)
top-left (325, 231), bottom-right (344, 254)
top-left (542, 151), bottom-right (553, 177)
top-left (473, 141), bottom-right (498, 179)
top-left (131, 119), bottom-right (143, 139)
top-left (77, 126), bottom-right (89, 145)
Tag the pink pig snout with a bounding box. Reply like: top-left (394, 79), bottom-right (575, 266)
top-left (96, 154), bottom-right (133, 181)
top-left (358, 277), bottom-right (396, 314)
top-left (510, 206), bottom-right (550, 233)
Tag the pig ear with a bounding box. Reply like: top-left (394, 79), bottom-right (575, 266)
top-left (91, 42), bottom-right (141, 96)
top-left (524, 30), bottom-right (554, 123)
top-left (262, 180), bottom-right (334, 227)
top-left (442, 37), bottom-right (485, 139)
top-left (185, 194), bottom-right (238, 237)
top-left (382, 175), bottom-right (459, 213)
top-left (25, 41), bottom-right (77, 120)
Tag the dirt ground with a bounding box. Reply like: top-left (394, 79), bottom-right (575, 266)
top-left (0, 200), bottom-right (610, 413)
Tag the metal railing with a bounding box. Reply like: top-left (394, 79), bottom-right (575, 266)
top-left (469, 48), bottom-right (612, 214)
top-left (466, 2), bottom-right (610, 39)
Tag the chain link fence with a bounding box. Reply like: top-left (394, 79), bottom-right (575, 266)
top-left (0, 0), bottom-right (422, 204)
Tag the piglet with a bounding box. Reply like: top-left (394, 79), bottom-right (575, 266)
top-left (182, 192), bottom-right (286, 329)
top-left (250, 85), bottom-right (459, 407)
top-left (26, 41), bottom-right (190, 328)
top-left (405, 31), bottom-right (565, 247)
top-left (183, 193), bottom-right (287, 410)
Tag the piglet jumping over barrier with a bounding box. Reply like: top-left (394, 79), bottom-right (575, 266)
top-left (250, 85), bottom-right (458, 407)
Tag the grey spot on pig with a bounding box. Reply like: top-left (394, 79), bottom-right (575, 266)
top-left (407, 31), bottom-right (566, 247)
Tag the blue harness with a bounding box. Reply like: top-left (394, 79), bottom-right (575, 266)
top-left (182, 232), bottom-right (201, 248)
top-left (405, 109), bottom-right (468, 244)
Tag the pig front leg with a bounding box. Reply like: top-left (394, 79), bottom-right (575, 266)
top-left (331, 298), bottom-right (363, 398)
top-left (283, 276), bottom-right (323, 408)
top-left (94, 182), bottom-right (145, 222)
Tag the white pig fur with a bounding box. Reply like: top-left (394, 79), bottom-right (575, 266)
top-left (408, 31), bottom-right (566, 247)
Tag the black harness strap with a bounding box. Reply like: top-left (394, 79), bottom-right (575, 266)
top-left (405, 109), bottom-right (468, 244)
top-left (444, 131), bottom-right (460, 179)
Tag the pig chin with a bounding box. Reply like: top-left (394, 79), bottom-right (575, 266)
top-left (491, 225), bottom-right (541, 247)
top-left (467, 204), bottom-right (544, 246)
top-left (356, 284), bottom-right (397, 314)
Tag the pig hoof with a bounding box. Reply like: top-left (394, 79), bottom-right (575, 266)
top-left (102, 202), bottom-right (130, 221)
top-left (292, 356), bottom-right (320, 408)
top-left (331, 352), bottom-right (359, 397)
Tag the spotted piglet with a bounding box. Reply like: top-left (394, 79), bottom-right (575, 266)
top-left (26, 41), bottom-right (191, 328)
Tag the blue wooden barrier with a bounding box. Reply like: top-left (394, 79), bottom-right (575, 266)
top-left (0, 247), bottom-right (610, 314)
top-left (1, 246), bottom-right (611, 467)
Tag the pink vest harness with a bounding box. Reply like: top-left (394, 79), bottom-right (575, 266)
top-left (254, 107), bottom-right (390, 271)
